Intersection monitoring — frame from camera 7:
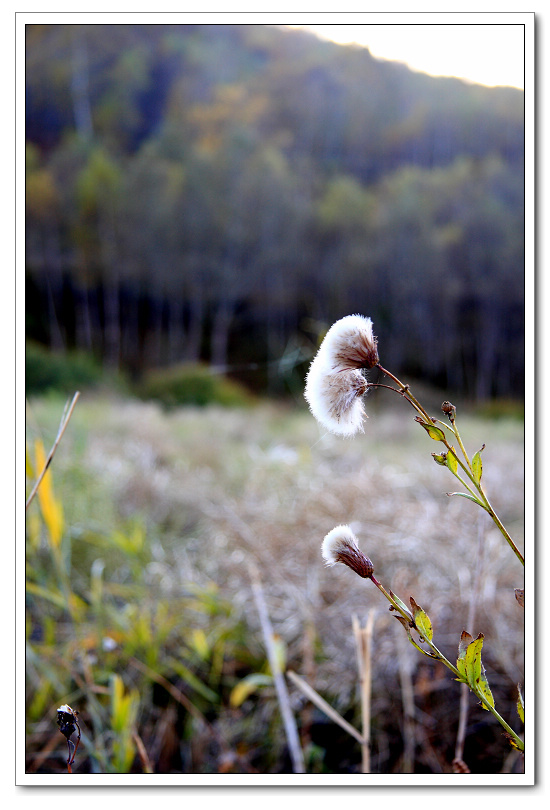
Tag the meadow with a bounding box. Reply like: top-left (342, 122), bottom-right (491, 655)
top-left (25, 389), bottom-right (524, 775)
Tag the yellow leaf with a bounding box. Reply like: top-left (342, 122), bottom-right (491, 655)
top-left (229, 673), bottom-right (273, 707)
top-left (26, 442), bottom-right (35, 478)
top-left (34, 439), bottom-right (64, 548)
top-left (26, 512), bottom-right (41, 553)
top-left (191, 628), bottom-right (210, 660)
top-left (445, 447), bottom-right (458, 475)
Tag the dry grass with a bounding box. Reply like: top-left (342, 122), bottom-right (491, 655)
top-left (26, 391), bottom-right (524, 773)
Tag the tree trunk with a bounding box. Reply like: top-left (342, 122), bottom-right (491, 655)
top-left (185, 288), bottom-right (204, 363)
top-left (210, 298), bottom-right (235, 370)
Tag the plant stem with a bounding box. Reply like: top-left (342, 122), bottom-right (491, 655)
top-left (352, 612), bottom-right (375, 773)
top-left (374, 369), bottom-right (524, 567)
top-left (447, 415), bottom-right (472, 470)
top-left (368, 574), bottom-right (524, 752)
top-left (476, 488), bottom-right (525, 566)
top-left (376, 365), bottom-right (432, 423)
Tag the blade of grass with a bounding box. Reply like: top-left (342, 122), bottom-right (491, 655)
top-left (353, 611), bottom-right (375, 773)
top-left (248, 561), bottom-right (306, 773)
top-left (26, 391), bottom-right (80, 510)
top-left (286, 669), bottom-right (365, 747)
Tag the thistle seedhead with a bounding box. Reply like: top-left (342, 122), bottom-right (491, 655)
top-left (304, 314), bottom-right (378, 436)
top-left (322, 525), bottom-right (374, 578)
top-left (323, 314), bottom-right (379, 372)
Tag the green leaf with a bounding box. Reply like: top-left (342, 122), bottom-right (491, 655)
top-left (229, 673), bottom-right (273, 707)
top-left (517, 686), bottom-right (524, 723)
top-left (446, 491), bottom-right (484, 507)
top-left (26, 580), bottom-right (87, 614)
top-left (472, 450), bottom-right (483, 483)
top-left (393, 616), bottom-right (434, 657)
top-left (389, 590), bottom-right (413, 620)
top-left (445, 448), bottom-right (458, 475)
top-left (409, 597), bottom-right (433, 642)
top-left (165, 656), bottom-right (220, 703)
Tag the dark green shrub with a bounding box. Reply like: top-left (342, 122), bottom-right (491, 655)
top-left (26, 341), bottom-right (104, 396)
top-left (137, 363), bottom-right (254, 408)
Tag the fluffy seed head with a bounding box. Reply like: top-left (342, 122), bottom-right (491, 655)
top-left (305, 356), bottom-right (368, 436)
top-left (322, 525), bottom-right (374, 578)
top-left (304, 314), bottom-right (378, 436)
top-left (322, 314), bottom-right (379, 372)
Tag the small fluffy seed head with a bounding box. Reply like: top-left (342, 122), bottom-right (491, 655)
top-left (322, 525), bottom-right (374, 578)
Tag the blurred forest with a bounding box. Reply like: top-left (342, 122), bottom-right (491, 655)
top-left (25, 23), bottom-right (525, 400)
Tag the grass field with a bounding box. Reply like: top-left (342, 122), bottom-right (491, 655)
top-left (25, 390), bottom-right (524, 775)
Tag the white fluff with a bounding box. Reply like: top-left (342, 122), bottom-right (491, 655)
top-left (304, 314), bottom-right (377, 436)
top-left (321, 525), bottom-right (360, 566)
top-left (321, 314), bottom-right (377, 372)
top-left (304, 351), bottom-right (366, 436)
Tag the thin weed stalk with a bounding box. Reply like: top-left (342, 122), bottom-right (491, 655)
top-left (248, 561), bottom-right (306, 773)
top-left (286, 669), bottom-right (366, 747)
top-left (454, 517), bottom-right (485, 772)
top-left (397, 630), bottom-right (416, 773)
top-left (26, 391), bottom-right (80, 510)
top-left (352, 611), bottom-right (375, 774)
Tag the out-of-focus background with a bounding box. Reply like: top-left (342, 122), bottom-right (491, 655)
top-left (25, 22), bottom-right (525, 776)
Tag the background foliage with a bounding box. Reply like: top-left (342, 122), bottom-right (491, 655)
top-left (25, 23), bottom-right (524, 400)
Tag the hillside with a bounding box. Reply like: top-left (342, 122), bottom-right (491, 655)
top-left (25, 23), bottom-right (525, 399)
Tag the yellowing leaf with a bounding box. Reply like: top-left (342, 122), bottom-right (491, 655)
top-left (456, 630), bottom-right (473, 680)
top-left (409, 597), bottom-right (433, 642)
top-left (416, 419), bottom-right (446, 441)
top-left (445, 448), bottom-right (458, 475)
top-left (229, 673), bottom-right (273, 707)
top-left (517, 686), bottom-right (524, 723)
top-left (26, 442), bottom-right (35, 478)
top-left (34, 439), bottom-right (64, 549)
top-left (476, 664), bottom-right (495, 711)
top-left (271, 634), bottom-right (287, 673)
top-left (472, 447), bottom-right (484, 483)
top-left (191, 628), bottom-right (210, 660)
top-left (464, 633), bottom-right (484, 689)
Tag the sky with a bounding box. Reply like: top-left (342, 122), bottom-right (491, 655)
top-left (287, 24), bottom-right (525, 90)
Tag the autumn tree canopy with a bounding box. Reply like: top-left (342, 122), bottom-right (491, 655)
top-left (25, 23), bottom-right (525, 399)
